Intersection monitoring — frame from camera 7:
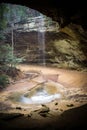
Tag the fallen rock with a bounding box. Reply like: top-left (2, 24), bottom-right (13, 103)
top-left (66, 104), bottom-right (74, 107)
top-left (16, 107), bottom-right (22, 110)
top-left (39, 106), bottom-right (50, 113)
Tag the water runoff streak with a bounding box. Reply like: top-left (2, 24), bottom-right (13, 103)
top-left (38, 14), bottom-right (46, 66)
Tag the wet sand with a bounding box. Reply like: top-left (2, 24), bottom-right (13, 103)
top-left (0, 64), bottom-right (87, 129)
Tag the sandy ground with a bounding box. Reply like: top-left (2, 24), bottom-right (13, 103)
top-left (0, 64), bottom-right (87, 129)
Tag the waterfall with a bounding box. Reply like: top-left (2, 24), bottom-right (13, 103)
top-left (37, 15), bottom-right (46, 66)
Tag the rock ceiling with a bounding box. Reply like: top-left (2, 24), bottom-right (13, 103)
top-left (0, 0), bottom-right (87, 29)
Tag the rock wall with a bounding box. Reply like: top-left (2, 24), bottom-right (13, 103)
top-left (5, 22), bottom-right (87, 71)
top-left (0, 1), bottom-right (87, 71)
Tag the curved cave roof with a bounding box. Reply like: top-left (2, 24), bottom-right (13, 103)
top-left (0, 0), bottom-right (87, 29)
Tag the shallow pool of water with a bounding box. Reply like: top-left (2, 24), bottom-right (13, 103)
top-left (20, 92), bottom-right (61, 104)
top-left (8, 81), bottom-right (63, 104)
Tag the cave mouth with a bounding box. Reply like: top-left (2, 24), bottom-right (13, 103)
top-left (8, 81), bottom-right (63, 104)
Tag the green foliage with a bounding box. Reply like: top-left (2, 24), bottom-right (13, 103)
top-left (0, 33), bottom-right (5, 40)
top-left (0, 3), bottom-right (9, 30)
top-left (0, 44), bottom-right (23, 67)
top-left (0, 74), bottom-right (9, 87)
top-left (0, 19), bottom-right (7, 30)
top-left (7, 56), bottom-right (23, 68)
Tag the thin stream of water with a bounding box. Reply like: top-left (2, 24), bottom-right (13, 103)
top-left (38, 14), bottom-right (46, 66)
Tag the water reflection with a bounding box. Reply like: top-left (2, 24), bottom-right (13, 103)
top-left (20, 93), bottom-right (61, 104)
